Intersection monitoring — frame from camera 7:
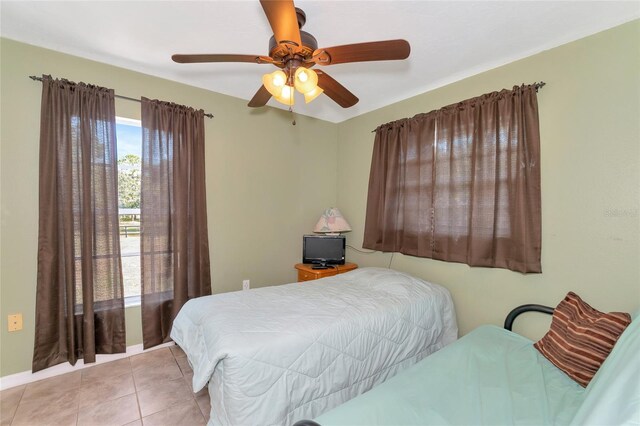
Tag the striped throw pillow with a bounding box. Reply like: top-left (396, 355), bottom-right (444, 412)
top-left (533, 292), bottom-right (631, 387)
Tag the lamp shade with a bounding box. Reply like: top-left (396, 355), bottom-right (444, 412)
top-left (294, 67), bottom-right (319, 94)
top-left (262, 70), bottom-right (287, 97)
top-left (313, 208), bottom-right (352, 234)
top-left (303, 86), bottom-right (324, 103)
top-left (274, 85), bottom-right (295, 106)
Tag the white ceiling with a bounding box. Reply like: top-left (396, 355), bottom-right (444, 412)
top-left (1, 1), bottom-right (638, 123)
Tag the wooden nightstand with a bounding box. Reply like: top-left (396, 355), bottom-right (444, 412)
top-left (295, 263), bottom-right (358, 282)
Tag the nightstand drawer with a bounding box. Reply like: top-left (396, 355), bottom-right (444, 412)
top-left (298, 270), bottom-right (319, 282)
top-left (295, 263), bottom-right (358, 282)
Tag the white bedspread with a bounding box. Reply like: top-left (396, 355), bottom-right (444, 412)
top-left (170, 267), bottom-right (457, 426)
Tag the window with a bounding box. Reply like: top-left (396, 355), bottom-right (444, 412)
top-left (116, 117), bottom-right (142, 304)
top-left (363, 85), bottom-right (542, 273)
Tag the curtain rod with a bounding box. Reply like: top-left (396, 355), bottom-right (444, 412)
top-left (370, 81), bottom-right (546, 133)
top-left (29, 75), bottom-right (214, 119)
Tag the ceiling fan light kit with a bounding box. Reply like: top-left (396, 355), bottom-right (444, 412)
top-left (172, 0), bottom-right (411, 110)
top-left (262, 66), bottom-right (322, 106)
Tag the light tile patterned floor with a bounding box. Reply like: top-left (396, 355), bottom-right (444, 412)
top-left (0, 346), bottom-right (210, 426)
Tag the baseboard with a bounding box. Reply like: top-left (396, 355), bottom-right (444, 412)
top-left (0, 341), bottom-right (175, 391)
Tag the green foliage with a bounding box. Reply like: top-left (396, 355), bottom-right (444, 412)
top-left (118, 155), bottom-right (141, 208)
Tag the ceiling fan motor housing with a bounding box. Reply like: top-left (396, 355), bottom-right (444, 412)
top-left (268, 31), bottom-right (317, 63)
top-left (295, 7), bottom-right (306, 29)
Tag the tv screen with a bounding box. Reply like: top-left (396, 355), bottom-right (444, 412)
top-left (303, 235), bottom-right (346, 266)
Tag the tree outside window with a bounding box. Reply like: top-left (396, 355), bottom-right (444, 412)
top-left (116, 118), bottom-right (142, 300)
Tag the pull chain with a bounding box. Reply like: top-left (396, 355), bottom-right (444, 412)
top-left (286, 65), bottom-right (296, 125)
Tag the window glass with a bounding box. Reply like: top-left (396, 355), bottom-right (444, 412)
top-left (116, 117), bottom-right (142, 301)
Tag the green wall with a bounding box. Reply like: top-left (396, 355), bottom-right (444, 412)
top-left (0, 39), bottom-right (337, 376)
top-left (2, 20), bottom-right (639, 378)
top-left (336, 20), bottom-right (640, 339)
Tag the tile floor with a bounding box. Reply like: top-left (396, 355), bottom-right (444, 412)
top-left (0, 346), bottom-right (210, 426)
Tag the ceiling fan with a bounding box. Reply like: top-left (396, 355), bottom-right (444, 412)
top-left (172, 0), bottom-right (410, 109)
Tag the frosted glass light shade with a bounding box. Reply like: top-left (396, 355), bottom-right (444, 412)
top-left (262, 70), bottom-right (287, 97)
top-left (274, 85), bottom-right (295, 106)
top-left (303, 86), bottom-right (324, 103)
top-left (294, 67), bottom-right (319, 94)
top-left (313, 208), bottom-right (352, 234)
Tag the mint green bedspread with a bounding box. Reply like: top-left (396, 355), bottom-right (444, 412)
top-left (314, 325), bottom-right (586, 425)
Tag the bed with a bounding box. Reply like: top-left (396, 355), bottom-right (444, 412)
top-left (294, 306), bottom-right (640, 426)
top-left (170, 267), bottom-right (457, 426)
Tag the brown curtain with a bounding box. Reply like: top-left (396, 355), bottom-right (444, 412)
top-left (364, 84), bottom-right (542, 273)
top-left (140, 98), bottom-right (211, 348)
top-left (33, 76), bottom-right (125, 372)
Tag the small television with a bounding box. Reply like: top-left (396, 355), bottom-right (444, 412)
top-left (303, 235), bottom-right (346, 267)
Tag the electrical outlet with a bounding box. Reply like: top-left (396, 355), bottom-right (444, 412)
top-left (242, 280), bottom-right (250, 291)
top-left (8, 313), bottom-right (23, 332)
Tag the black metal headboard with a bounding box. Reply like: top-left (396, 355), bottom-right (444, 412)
top-left (293, 421), bottom-right (321, 426)
top-left (503, 304), bottom-right (554, 331)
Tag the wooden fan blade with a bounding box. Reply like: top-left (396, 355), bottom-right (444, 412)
top-left (312, 39), bottom-right (410, 66)
top-left (248, 85), bottom-right (272, 107)
top-left (260, 0), bottom-right (302, 49)
top-left (172, 54), bottom-right (275, 64)
top-left (316, 70), bottom-right (358, 108)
